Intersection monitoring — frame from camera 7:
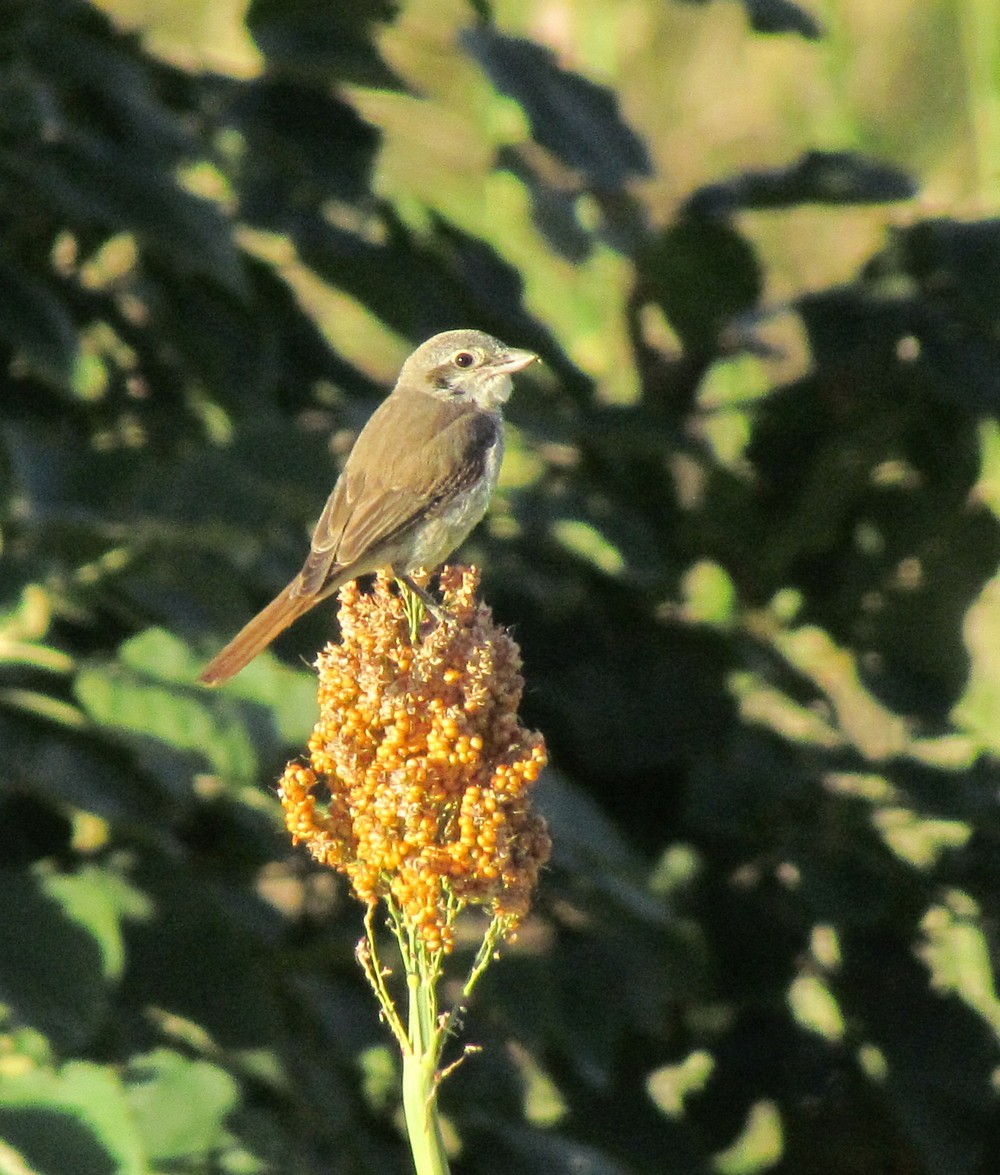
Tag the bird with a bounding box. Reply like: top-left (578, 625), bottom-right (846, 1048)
top-left (199, 329), bottom-right (538, 685)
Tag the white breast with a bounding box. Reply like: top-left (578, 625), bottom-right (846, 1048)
top-left (404, 425), bottom-right (504, 572)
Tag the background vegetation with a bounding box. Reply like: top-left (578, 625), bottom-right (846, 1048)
top-left (1, 0), bottom-right (999, 1172)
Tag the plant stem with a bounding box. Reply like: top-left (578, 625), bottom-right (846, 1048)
top-left (401, 963), bottom-right (450, 1175)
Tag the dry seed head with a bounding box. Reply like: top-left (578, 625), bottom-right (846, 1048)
top-left (277, 566), bottom-right (550, 948)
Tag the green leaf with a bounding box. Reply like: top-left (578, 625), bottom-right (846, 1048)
top-left (116, 627), bottom-right (206, 685)
top-left (123, 1049), bottom-right (240, 1163)
top-left (679, 560), bottom-right (738, 627)
top-left (787, 974), bottom-right (845, 1042)
top-left (204, 655), bottom-right (318, 748)
top-left (647, 1051), bottom-right (715, 1118)
top-left (0, 1063), bottom-right (143, 1175)
top-left (75, 659), bottom-right (261, 783)
top-left (43, 865), bottom-right (149, 985)
top-left (550, 518), bottom-right (626, 577)
top-left (118, 626), bottom-right (316, 751)
top-left (918, 897), bottom-right (1000, 1035)
top-left (712, 1100), bottom-right (783, 1174)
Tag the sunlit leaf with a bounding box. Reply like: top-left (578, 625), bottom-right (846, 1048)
top-left (75, 661), bottom-right (260, 783)
top-left (0, 1063), bottom-right (143, 1175)
top-left (787, 974), bottom-right (845, 1042)
top-left (713, 1100), bottom-right (783, 1175)
top-left (647, 1051), bottom-right (715, 1118)
top-left (550, 518), bottom-right (626, 577)
top-left (123, 1049), bottom-right (240, 1163)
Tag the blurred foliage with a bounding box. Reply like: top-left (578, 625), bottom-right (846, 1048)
top-left (0, 0), bottom-right (999, 1172)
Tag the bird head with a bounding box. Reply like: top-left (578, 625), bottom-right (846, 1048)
top-left (404, 329), bottom-right (538, 409)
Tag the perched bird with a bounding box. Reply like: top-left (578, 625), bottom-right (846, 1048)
top-left (199, 329), bottom-right (537, 685)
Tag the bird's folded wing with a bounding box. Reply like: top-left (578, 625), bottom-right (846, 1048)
top-left (296, 406), bottom-right (499, 597)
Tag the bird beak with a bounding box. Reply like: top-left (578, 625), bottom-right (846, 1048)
top-left (496, 348), bottom-right (539, 375)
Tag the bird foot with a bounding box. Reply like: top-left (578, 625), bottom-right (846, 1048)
top-left (397, 575), bottom-right (449, 639)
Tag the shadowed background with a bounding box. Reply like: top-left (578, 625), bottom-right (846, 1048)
top-left (0, 1), bottom-right (999, 1173)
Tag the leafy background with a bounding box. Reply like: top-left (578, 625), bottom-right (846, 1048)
top-left (1, 0), bottom-right (1000, 1172)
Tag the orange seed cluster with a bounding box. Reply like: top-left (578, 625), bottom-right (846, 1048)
top-left (278, 566), bottom-right (551, 950)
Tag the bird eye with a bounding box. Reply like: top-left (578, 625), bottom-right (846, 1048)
top-left (453, 351), bottom-right (476, 368)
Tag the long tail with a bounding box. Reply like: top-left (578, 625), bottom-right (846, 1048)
top-left (199, 581), bottom-right (319, 686)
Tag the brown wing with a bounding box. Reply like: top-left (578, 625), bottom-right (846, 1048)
top-left (200, 390), bottom-right (501, 686)
top-left (296, 394), bottom-right (499, 597)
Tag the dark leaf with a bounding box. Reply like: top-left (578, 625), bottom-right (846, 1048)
top-left (247, 0), bottom-right (404, 89)
top-left (536, 771), bottom-right (668, 924)
top-left (743, 0), bottom-right (822, 38)
top-left (841, 935), bottom-right (998, 1175)
top-left (0, 867), bottom-right (136, 1052)
top-left (897, 217), bottom-right (1000, 322)
top-left (795, 286), bottom-right (908, 367)
top-left (24, 19), bottom-right (196, 166)
top-left (461, 28), bottom-right (651, 186)
top-left (0, 710), bottom-right (170, 825)
top-left (122, 861), bottom-right (283, 1052)
top-left (683, 151), bottom-right (915, 216)
top-left (674, 0), bottom-right (821, 38)
top-left (0, 259), bottom-right (78, 389)
top-left (471, 1124), bottom-right (635, 1175)
top-left (219, 77), bottom-right (380, 228)
top-left (496, 146), bottom-right (594, 263)
top-left (0, 137), bottom-right (246, 294)
top-left (295, 212), bottom-right (568, 366)
top-left (638, 219), bottom-right (762, 351)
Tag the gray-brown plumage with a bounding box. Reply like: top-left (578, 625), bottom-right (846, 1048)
top-left (199, 329), bottom-right (537, 685)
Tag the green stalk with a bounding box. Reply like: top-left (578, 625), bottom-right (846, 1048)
top-left (401, 959), bottom-right (450, 1175)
